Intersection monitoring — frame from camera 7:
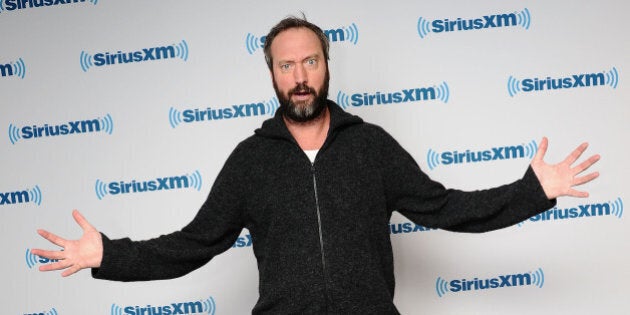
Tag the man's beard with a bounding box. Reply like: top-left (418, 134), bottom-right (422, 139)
top-left (273, 70), bottom-right (329, 123)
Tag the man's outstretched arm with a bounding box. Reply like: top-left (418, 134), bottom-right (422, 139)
top-left (31, 209), bottom-right (103, 277)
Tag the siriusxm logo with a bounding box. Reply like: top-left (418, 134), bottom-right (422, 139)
top-left (390, 221), bottom-right (436, 235)
top-left (8, 114), bottom-right (113, 144)
top-left (169, 98), bottom-right (278, 128)
top-left (23, 308), bottom-right (58, 315)
top-left (111, 296), bottom-right (216, 315)
top-left (25, 248), bottom-right (58, 269)
top-left (1, 185), bottom-right (42, 206)
top-left (427, 140), bottom-right (536, 170)
top-left (508, 67), bottom-right (619, 96)
top-left (436, 268), bottom-right (544, 297)
top-left (0, 0), bottom-right (97, 13)
top-left (0, 57), bottom-right (26, 79)
top-left (80, 40), bottom-right (188, 72)
top-left (95, 170), bottom-right (203, 200)
top-left (519, 197), bottom-right (624, 227)
top-left (245, 22), bottom-right (359, 54)
top-left (336, 82), bottom-right (450, 109)
top-left (418, 8), bottom-right (531, 38)
top-left (232, 234), bottom-right (252, 249)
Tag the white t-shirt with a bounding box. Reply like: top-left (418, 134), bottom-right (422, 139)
top-left (304, 149), bottom-right (318, 163)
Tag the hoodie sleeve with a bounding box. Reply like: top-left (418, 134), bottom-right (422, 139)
top-left (92, 145), bottom-right (248, 281)
top-left (378, 128), bottom-right (555, 233)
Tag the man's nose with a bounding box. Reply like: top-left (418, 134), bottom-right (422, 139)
top-left (293, 63), bottom-right (307, 84)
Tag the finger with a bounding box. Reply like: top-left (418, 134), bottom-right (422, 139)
top-left (565, 188), bottom-right (589, 198)
top-left (39, 260), bottom-right (72, 272)
top-left (573, 172), bottom-right (600, 187)
top-left (532, 137), bottom-right (548, 162)
top-left (563, 142), bottom-right (589, 166)
top-left (61, 265), bottom-right (82, 277)
top-left (30, 248), bottom-right (66, 260)
top-left (572, 154), bottom-right (601, 175)
top-left (37, 229), bottom-right (67, 248)
top-left (72, 209), bottom-right (94, 232)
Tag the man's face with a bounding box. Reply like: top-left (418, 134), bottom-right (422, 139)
top-left (270, 27), bottom-right (329, 122)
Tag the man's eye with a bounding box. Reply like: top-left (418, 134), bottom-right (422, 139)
top-left (306, 59), bottom-right (317, 66)
top-left (280, 64), bottom-right (292, 71)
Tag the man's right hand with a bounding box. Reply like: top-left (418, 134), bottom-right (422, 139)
top-left (31, 209), bottom-right (103, 277)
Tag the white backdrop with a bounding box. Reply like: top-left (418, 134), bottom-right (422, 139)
top-left (1, 0), bottom-right (628, 314)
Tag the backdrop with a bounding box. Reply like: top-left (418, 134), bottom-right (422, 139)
top-left (1, 0), bottom-right (627, 314)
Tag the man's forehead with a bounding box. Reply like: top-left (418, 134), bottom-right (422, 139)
top-left (271, 27), bottom-right (323, 58)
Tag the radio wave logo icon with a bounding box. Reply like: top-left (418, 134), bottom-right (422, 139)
top-left (524, 139), bottom-right (538, 159)
top-left (169, 107), bottom-right (183, 128)
top-left (95, 179), bottom-right (108, 200)
top-left (507, 75), bottom-right (522, 97)
top-left (336, 91), bottom-right (350, 109)
top-left (44, 308), bottom-right (59, 315)
top-left (605, 67), bottom-right (619, 89)
top-left (343, 22), bottom-right (359, 45)
top-left (417, 17), bottom-right (432, 39)
top-left (245, 33), bottom-right (263, 55)
top-left (517, 8), bottom-right (532, 30)
top-left (611, 197), bottom-right (624, 219)
top-left (435, 277), bottom-right (449, 297)
top-left (189, 170), bottom-right (203, 191)
top-left (203, 297), bottom-right (217, 315)
top-left (265, 97), bottom-right (279, 116)
top-left (12, 57), bottom-right (26, 79)
top-left (174, 39), bottom-right (189, 61)
top-left (111, 304), bottom-right (123, 315)
top-left (8, 123), bottom-right (21, 144)
top-left (531, 268), bottom-right (545, 288)
top-left (100, 113), bottom-right (114, 134)
top-left (426, 149), bottom-right (440, 170)
top-left (80, 51), bottom-right (94, 72)
top-left (25, 248), bottom-right (38, 269)
top-left (29, 185), bottom-right (43, 206)
top-left (436, 81), bottom-right (450, 103)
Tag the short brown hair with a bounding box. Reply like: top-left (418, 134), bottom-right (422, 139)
top-left (263, 15), bottom-right (330, 70)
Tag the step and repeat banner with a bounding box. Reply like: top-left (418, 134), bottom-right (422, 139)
top-left (1, 0), bottom-right (627, 314)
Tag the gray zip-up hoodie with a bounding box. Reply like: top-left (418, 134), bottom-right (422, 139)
top-left (93, 101), bottom-right (555, 314)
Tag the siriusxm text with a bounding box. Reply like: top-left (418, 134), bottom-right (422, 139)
top-left (529, 203), bottom-right (611, 222)
top-left (2, 0), bottom-right (87, 11)
top-left (121, 302), bottom-right (203, 315)
top-left (18, 119), bottom-right (102, 139)
top-left (431, 14), bottom-right (518, 33)
top-left (0, 63), bottom-right (13, 77)
top-left (183, 103), bottom-right (265, 122)
top-left (442, 146), bottom-right (525, 165)
top-left (522, 73), bottom-right (605, 92)
top-left (94, 46), bottom-right (176, 67)
top-left (0, 190), bottom-right (29, 205)
top-left (389, 222), bottom-right (436, 234)
top-left (351, 88), bottom-right (437, 106)
top-left (232, 234), bottom-right (252, 248)
top-left (450, 273), bottom-right (532, 292)
top-left (107, 176), bottom-right (191, 195)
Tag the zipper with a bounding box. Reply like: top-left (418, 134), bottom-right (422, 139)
top-left (311, 163), bottom-right (330, 313)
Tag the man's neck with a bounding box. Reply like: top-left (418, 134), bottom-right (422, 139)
top-left (283, 107), bottom-right (330, 150)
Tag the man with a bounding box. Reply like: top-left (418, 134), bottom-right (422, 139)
top-left (32, 17), bottom-right (600, 314)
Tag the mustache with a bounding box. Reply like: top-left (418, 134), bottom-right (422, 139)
top-left (288, 83), bottom-right (316, 96)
